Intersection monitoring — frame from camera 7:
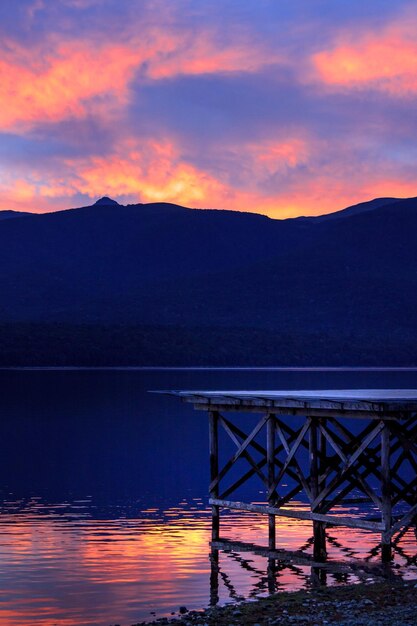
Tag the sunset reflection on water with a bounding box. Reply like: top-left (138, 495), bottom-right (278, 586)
top-left (1, 368), bottom-right (417, 625)
top-left (0, 497), bottom-right (416, 626)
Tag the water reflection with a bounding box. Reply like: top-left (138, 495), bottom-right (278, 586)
top-left (0, 368), bottom-right (416, 625)
top-left (0, 497), bottom-right (415, 625)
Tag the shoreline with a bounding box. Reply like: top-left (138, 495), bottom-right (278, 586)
top-left (135, 580), bottom-right (417, 625)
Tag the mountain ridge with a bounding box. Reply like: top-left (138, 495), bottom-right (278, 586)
top-left (0, 193), bottom-right (415, 365)
top-left (0, 194), bottom-right (407, 223)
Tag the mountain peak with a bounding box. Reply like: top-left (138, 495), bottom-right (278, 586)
top-left (94, 196), bottom-right (120, 206)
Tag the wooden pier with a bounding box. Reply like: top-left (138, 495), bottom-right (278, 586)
top-left (165, 389), bottom-right (417, 563)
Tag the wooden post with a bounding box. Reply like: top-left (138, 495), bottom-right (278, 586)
top-left (311, 564), bottom-right (327, 587)
top-left (267, 413), bottom-right (276, 550)
top-left (310, 418), bottom-right (326, 561)
top-left (209, 548), bottom-right (219, 606)
top-left (317, 418), bottom-right (327, 558)
top-left (381, 422), bottom-right (392, 562)
top-left (267, 557), bottom-right (276, 593)
top-left (318, 419), bottom-right (327, 490)
top-left (209, 410), bottom-right (220, 541)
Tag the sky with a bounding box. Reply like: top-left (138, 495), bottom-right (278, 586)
top-left (1, 0), bottom-right (417, 218)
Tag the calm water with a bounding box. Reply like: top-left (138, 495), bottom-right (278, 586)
top-left (0, 368), bottom-right (416, 626)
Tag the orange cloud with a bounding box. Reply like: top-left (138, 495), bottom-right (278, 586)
top-left (66, 136), bottom-right (315, 214)
top-left (68, 139), bottom-right (228, 206)
top-left (0, 136), bottom-right (313, 216)
top-left (0, 41), bottom-right (144, 131)
top-left (312, 22), bottom-right (417, 95)
top-left (359, 177), bottom-right (417, 201)
top-left (252, 138), bottom-right (309, 173)
top-left (0, 22), bottom-right (278, 133)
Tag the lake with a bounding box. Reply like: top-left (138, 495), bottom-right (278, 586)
top-left (0, 368), bottom-right (416, 625)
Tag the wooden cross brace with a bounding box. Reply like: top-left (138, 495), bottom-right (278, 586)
top-left (208, 409), bottom-right (417, 560)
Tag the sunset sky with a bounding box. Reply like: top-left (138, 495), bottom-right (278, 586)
top-left (1, 0), bottom-right (417, 217)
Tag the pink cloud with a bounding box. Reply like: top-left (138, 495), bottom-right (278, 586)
top-left (0, 17), bottom-right (280, 133)
top-left (0, 40), bottom-right (144, 131)
top-left (312, 19), bottom-right (417, 95)
top-left (146, 31), bottom-right (278, 80)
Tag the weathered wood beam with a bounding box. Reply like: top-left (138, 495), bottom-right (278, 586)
top-left (318, 419), bottom-right (327, 490)
top-left (269, 419), bottom-right (311, 495)
top-left (209, 498), bottom-right (384, 532)
top-left (275, 416), bottom-right (310, 451)
top-left (218, 448), bottom-right (304, 501)
top-left (193, 402), bottom-right (403, 419)
top-left (283, 414), bottom-right (386, 511)
top-left (219, 416), bottom-right (268, 487)
top-left (267, 414), bottom-right (276, 549)
top-left (221, 415), bottom-right (305, 488)
top-left (318, 421), bottom-right (383, 511)
top-left (389, 424), bottom-right (417, 477)
top-left (311, 421), bottom-right (384, 511)
top-left (181, 391), bottom-right (417, 413)
top-left (392, 475), bottom-right (417, 506)
top-left (387, 502), bottom-right (417, 539)
top-left (310, 418), bottom-right (326, 561)
top-left (220, 460), bottom-right (266, 499)
top-left (209, 413), bottom-right (269, 491)
top-left (275, 423), bottom-right (312, 501)
top-left (314, 418), bottom-right (383, 489)
top-left (392, 427), bottom-right (417, 460)
top-left (343, 421), bottom-right (385, 471)
top-left (209, 548), bottom-right (219, 606)
top-left (319, 422), bottom-right (345, 461)
top-left (210, 539), bottom-right (378, 573)
top-left (310, 419), bottom-right (319, 507)
top-left (321, 481), bottom-right (375, 514)
top-left (209, 410), bottom-right (220, 541)
top-left (381, 423), bottom-right (392, 562)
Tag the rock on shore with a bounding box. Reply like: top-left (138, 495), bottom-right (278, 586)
top-left (133, 580), bottom-right (417, 625)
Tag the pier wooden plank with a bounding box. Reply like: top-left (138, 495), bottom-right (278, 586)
top-left (158, 389), bottom-right (417, 416)
top-left (209, 498), bottom-right (385, 531)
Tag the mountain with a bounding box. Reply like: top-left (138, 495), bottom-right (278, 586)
top-left (311, 197), bottom-right (401, 222)
top-left (0, 195), bottom-right (416, 365)
top-left (94, 196), bottom-right (120, 206)
top-left (0, 210), bottom-right (33, 221)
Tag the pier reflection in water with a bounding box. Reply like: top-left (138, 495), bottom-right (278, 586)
top-left (0, 497), bottom-right (415, 625)
top-left (209, 499), bottom-right (417, 606)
